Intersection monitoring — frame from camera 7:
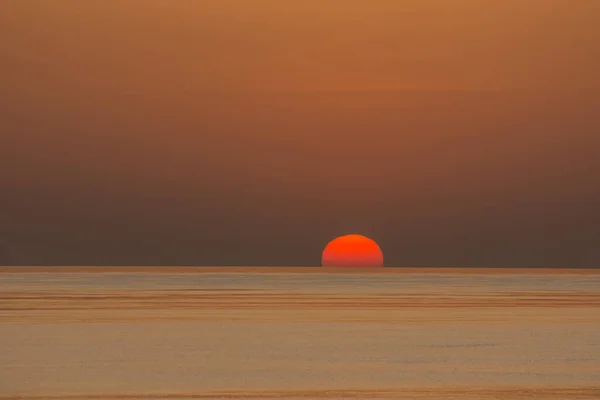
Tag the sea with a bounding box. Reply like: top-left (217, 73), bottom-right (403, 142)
top-left (1, 267), bottom-right (599, 399)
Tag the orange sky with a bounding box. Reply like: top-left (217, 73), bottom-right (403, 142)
top-left (3, 1), bottom-right (599, 94)
top-left (1, 1), bottom-right (599, 266)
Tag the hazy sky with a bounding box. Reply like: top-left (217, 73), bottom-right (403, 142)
top-left (2, 1), bottom-right (599, 267)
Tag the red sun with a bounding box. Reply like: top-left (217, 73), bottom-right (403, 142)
top-left (322, 234), bottom-right (384, 267)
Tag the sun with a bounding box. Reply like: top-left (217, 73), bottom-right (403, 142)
top-left (322, 234), bottom-right (384, 267)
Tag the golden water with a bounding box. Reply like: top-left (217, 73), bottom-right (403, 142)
top-left (1, 268), bottom-right (599, 399)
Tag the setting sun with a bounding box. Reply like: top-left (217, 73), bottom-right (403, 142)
top-left (322, 234), bottom-right (384, 267)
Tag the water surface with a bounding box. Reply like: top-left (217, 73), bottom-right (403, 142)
top-left (1, 268), bottom-right (599, 399)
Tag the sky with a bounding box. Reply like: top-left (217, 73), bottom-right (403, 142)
top-left (2, 0), bottom-right (599, 267)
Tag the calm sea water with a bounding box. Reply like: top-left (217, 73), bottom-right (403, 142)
top-left (1, 270), bottom-right (599, 399)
